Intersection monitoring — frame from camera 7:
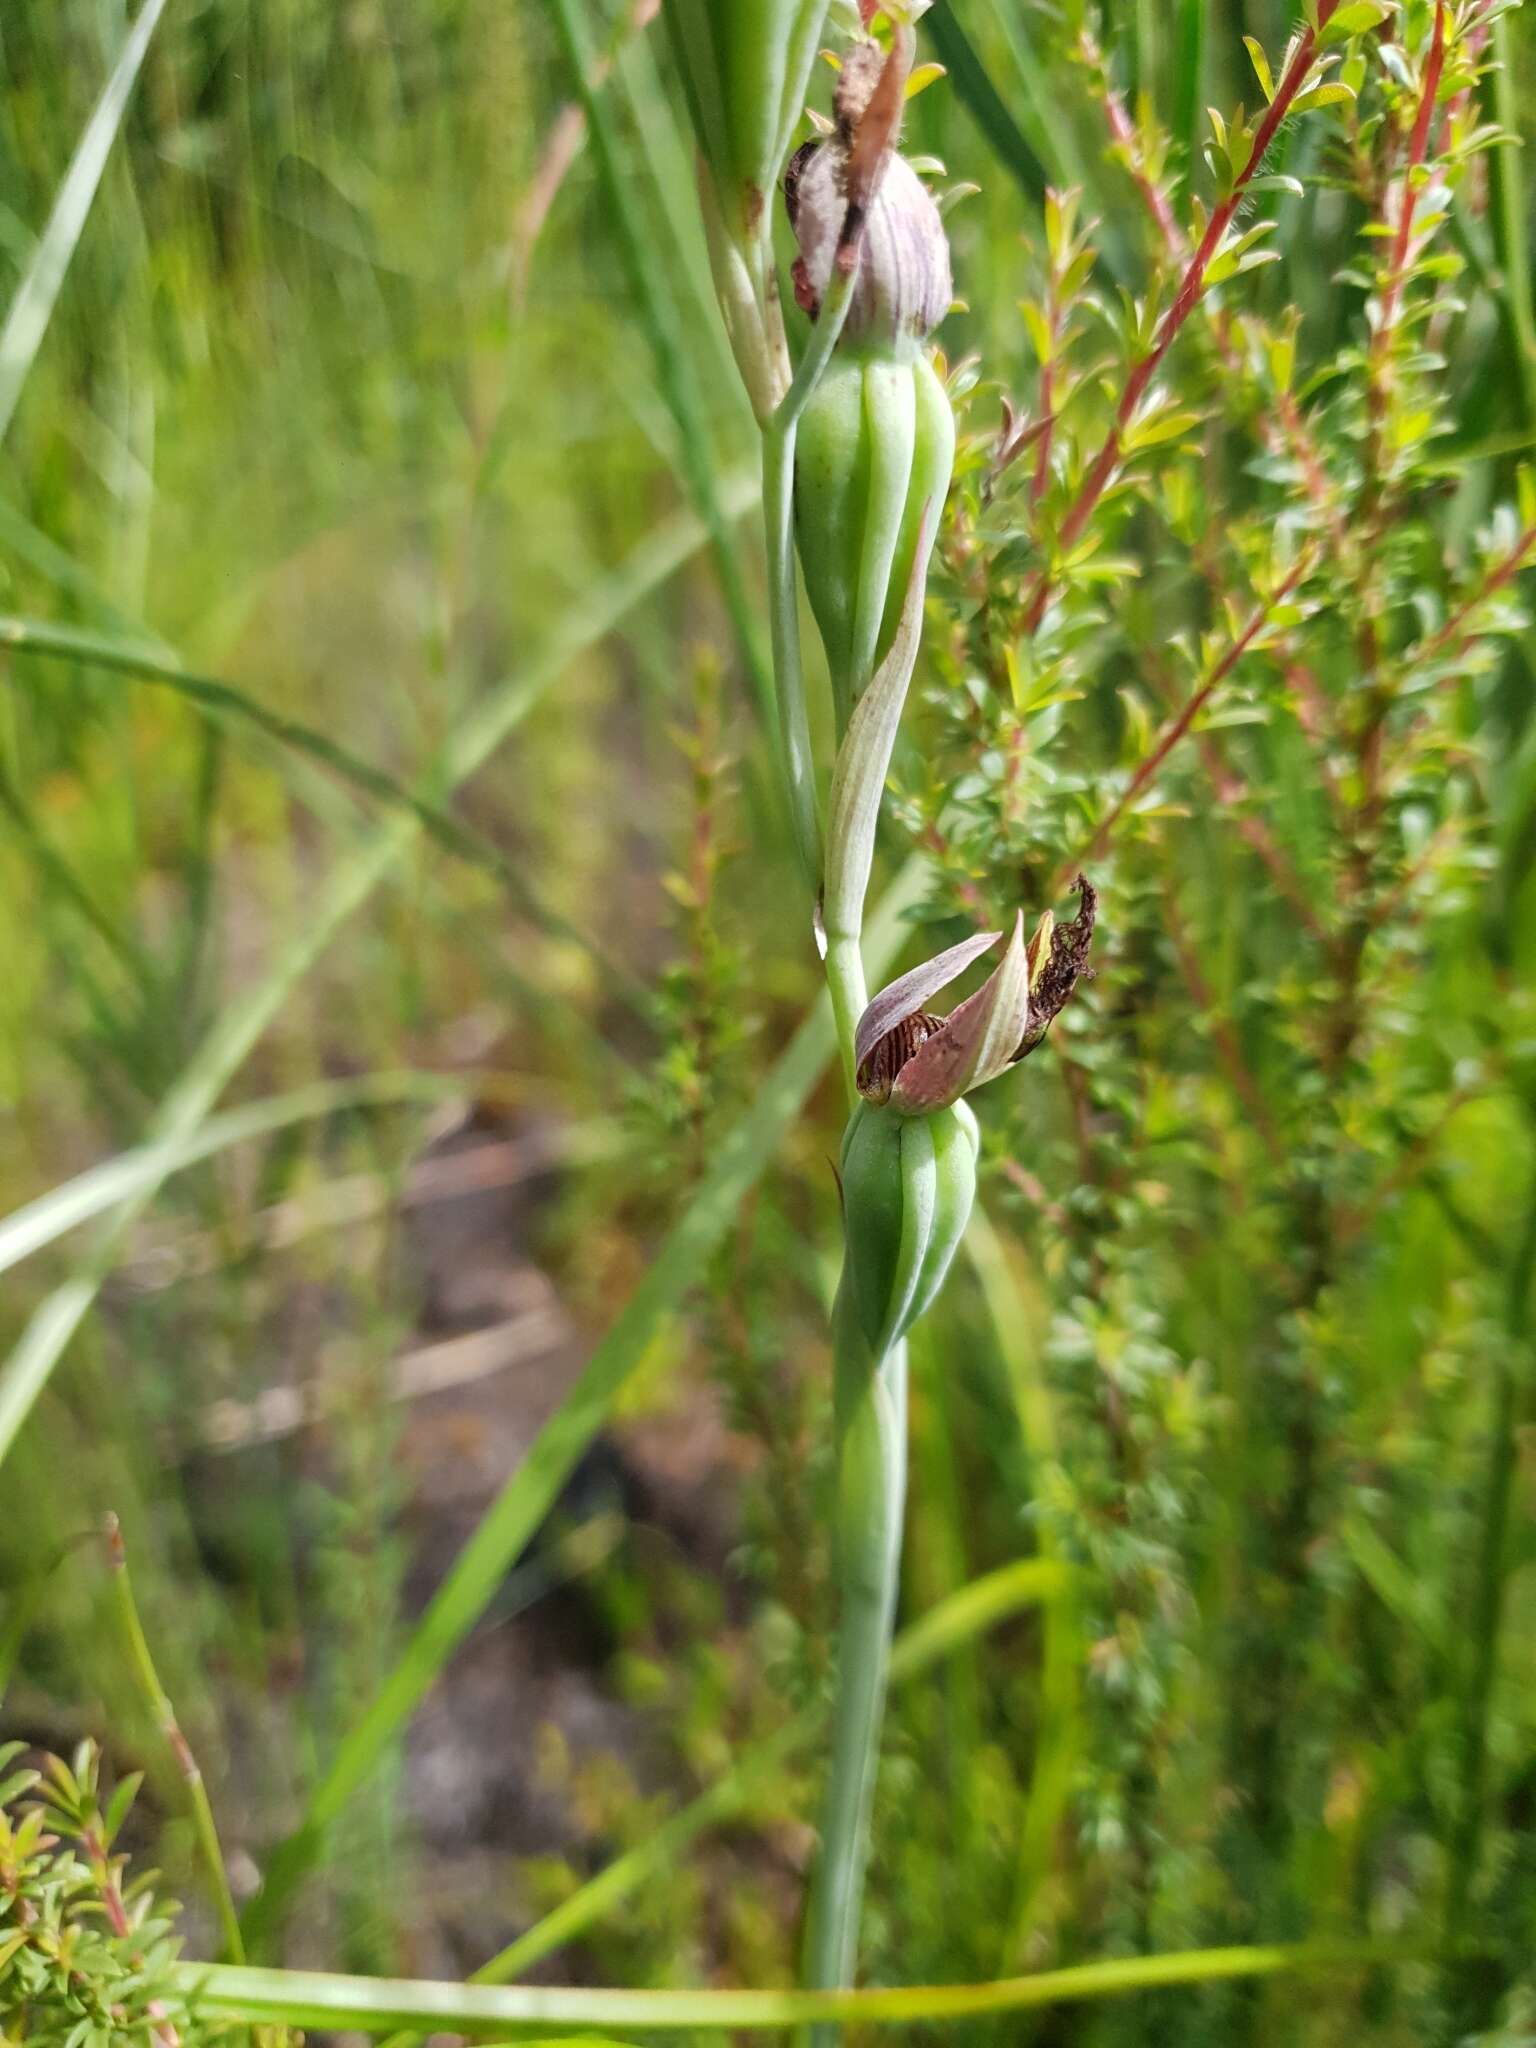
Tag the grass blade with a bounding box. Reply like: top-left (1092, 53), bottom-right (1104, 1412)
top-left (1489, 13), bottom-right (1536, 425)
top-left (0, 496), bottom-right (175, 650)
top-left (546, 0), bottom-right (774, 731)
top-left (1175, 0), bottom-right (1207, 169)
top-left (0, 613), bottom-right (528, 868)
top-left (965, 1205), bottom-right (1084, 1964)
top-left (0, 494), bottom-right (739, 1471)
top-left (0, 0), bottom-right (169, 445)
top-left (182, 1940), bottom-right (1420, 2035)
top-left (0, 609), bottom-right (656, 998)
top-left (239, 856), bottom-right (930, 1952)
top-left (920, 10), bottom-right (1049, 209)
top-left (0, 1072), bottom-right (468, 1278)
top-left (0, 753), bottom-right (158, 993)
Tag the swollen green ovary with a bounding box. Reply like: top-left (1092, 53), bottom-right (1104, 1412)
top-left (795, 347), bottom-right (956, 725)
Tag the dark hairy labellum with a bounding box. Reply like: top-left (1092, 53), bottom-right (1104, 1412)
top-left (857, 1009), bottom-right (944, 1104)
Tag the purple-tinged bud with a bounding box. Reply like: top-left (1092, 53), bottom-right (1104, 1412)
top-left (785, 36), bottom-right (952, 346)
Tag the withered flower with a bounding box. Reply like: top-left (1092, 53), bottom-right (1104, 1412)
top-left (785, 30), bottom-right (952, 345)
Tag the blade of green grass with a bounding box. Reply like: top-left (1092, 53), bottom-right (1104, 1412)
top-left (0, 493), bottom-right (740, 1472)
top-left (0, 751), bottom-right (159, 993)
top-left (395, 1558), bottom-right (1069, 2017)
top-left (920, 9), bottom-right (1050, 209)
top-left (183, 1940), bottom-right (1422, 2035)
top-left (1444, 1165), bottom-right (1536, 1961)
top-left (0, 610), bottom-right (656, 1005)
top-left (981, 1), bottom-right (1135, 284)
top-left (1175, 0), bottom-right (1207, 170)
top-left (546, 0), bottom-right (774, 734)
top-left (614, 27), bottom-right (739, 401)
top-left (239, 854), bottom-right (930, 1954)
top-left (1340, 1516), bottom-right (1445, 1648)
top-left (1489, 13), bottom-right (1536, 426)
top-left (978, 5), bottom-right (1097, 211)
top-left (0, 1072), bottom-right (475, 1278)
top-left (0, 613), bottom-right (523, 862)
top-left (0, 0), bottom-right (170, 445)
top-left (0, 496), bottom-right (176, 651)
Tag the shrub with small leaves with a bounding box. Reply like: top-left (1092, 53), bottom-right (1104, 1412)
top-left (0, 1742), bottom-right (199, 2048)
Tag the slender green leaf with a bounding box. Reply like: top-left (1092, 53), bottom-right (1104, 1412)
top-left (0, 495), bottom-right (742, 1471)
top-left (0, 0), bottom-right (169, 444)
top-left (547, 0), bottom-right (774, 729)
top-left (0, 752), bottom-right (158, 992)
top-left (965, 1205), bottom-right (1083, 1965)
top-left (0, 1073), bottom-right (472, 1279)
top-left (920, 10), bottom-right (1049, 209)
top-left (0, 614), bottom-right (530, 873)
top-left (0, 611), bottom-right (647, 996)
top-left (0, 496), bottom-right (174, 649)
top-left (1177, 0), bottom-right (1208, 161)
top-left (184, 1940), bottom-right (1422, 2035)
top-left (1489, 13), bottom-right (1536, 426)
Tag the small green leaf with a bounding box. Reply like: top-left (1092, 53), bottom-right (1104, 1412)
top-left (1243, 37), bottom-right (1275, 101)
top-left (103, 1773), bottom-right (143, 1848)
top-left (1021, 300), bottom-right (1054, 366)
top-left (1127, 408), bottom-right (1205, 450)
top-left (1319, 0), bottom-right (1392, 47)
top-left (1291, 82), bottom-right (1357, 112)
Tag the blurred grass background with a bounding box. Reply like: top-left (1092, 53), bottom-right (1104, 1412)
top-left (2, 2), bottom-right (1536, 2043)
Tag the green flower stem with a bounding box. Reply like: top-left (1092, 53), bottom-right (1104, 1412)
top-left (824, 931), bottom-right (868, 1101)
top-left (801, 1286), bottom-right (908, 2048)
top-left (753, 205), bottom-right (894, 2044)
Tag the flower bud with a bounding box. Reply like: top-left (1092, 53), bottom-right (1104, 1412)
top-left (840, 1096), bottom-right (980, 1358)
top-left (785, 41), bottom-right (953, 347)
top-left (795, 346), bottom-right (955, 716)
top-left (665, 0), bottom-right (831, 249)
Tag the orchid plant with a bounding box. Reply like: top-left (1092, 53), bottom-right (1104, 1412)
top-left (662, 0), bottom-right (1094, 2024)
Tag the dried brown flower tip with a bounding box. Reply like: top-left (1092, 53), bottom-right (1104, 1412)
top-left (1015, 876), bottom-right (1097, 1061)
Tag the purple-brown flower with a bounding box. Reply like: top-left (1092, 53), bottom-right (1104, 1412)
top-left (855, 879), bottom-right (1097, 1115)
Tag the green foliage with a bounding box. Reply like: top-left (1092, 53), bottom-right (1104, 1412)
top-left (0, 1741), bottom-right (200, 2048)
top-left (1, 1), bottom-right (1535, 2044)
